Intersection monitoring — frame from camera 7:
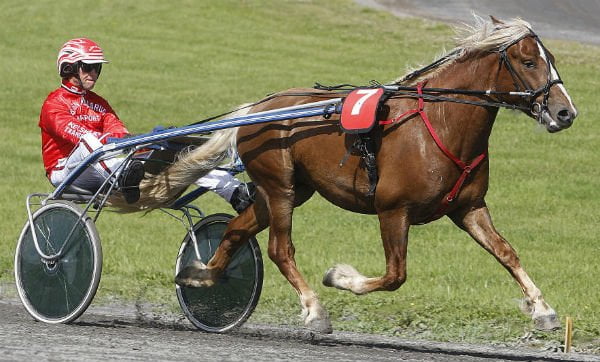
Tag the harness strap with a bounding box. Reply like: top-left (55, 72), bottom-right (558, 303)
top-left (431, 152), bottom-right (486, 220)
top-left (381, 83), bottom-right (487, 221)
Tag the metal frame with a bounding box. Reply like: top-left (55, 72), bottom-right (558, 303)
top-left (50, 98), bottom-right (341, 198)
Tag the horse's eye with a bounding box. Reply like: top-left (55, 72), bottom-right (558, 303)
top-left (523, 60), bottom-right (536, 68)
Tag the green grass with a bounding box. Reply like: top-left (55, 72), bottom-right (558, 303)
top-left (1, 0), bottom-right (599, 352)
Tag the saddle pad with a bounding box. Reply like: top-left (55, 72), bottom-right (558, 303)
top-left (340, 87), bottom-right (385, 134)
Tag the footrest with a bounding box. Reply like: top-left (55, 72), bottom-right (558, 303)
top-left (64, 185), bottom-right (94, 195)
top-left (61, 185), bottom-right (95, 202)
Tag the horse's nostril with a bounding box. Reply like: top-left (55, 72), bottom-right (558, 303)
top-left (557, 109), bottom-right (573, 124)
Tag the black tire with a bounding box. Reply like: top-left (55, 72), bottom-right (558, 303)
top-left (175, 213), bottom-right (263, 333)
top-left (14, 201), bottom-right (102, 323)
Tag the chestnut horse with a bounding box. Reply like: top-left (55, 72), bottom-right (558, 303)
top-left (175, 16), bottom-right (577, 333)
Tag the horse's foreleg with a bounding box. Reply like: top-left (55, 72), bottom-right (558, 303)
top-left (323, 209), bottom-right (410, 294)
top-left (449, 205), bottom-right (560, 331)
top-left (267, 193), bottom-right (332, 334)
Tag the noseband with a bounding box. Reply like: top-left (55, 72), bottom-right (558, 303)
top-left (497, 33), bottom-right (563, 122)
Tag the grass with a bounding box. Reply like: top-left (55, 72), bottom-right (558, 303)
top-left (0, 0), bottom-right (599, 352)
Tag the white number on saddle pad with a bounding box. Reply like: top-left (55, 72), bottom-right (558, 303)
top-left (340, 87), bottom-right (385, 134)
top-left (351, 89), bottom-right (380, 115)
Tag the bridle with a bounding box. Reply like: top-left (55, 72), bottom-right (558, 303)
top-left (497, 32), bottom-right (564, 123)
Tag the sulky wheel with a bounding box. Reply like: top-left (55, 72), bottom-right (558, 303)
top-left (15, 201), bottom-right (102, 324)
top-left (175, 213), bottom-right (263, 333)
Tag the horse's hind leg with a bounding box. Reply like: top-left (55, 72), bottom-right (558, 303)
top-left (175, 194), bottom-right (269, 287)
top-left (323, 209), bottom-right (410, 294)
top-left (449, 205), bottom-right (560, 331)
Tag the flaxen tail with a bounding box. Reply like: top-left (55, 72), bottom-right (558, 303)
top-left (110, 106), bottom-right (250, 212)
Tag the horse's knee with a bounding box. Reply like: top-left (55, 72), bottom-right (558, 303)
top-left (221, 231), bottom-right (246, 251)
top-left (267, 240), bottom-right (295, 264)
top-left (382, 274), bottom-right (406, 291)
top-left (386, 280), bottom-right (401, 291)
top-left (267, 244), bottom-right (285, 264)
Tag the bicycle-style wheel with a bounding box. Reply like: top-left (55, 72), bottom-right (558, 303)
top-left (175, 213), bottom-right (263, 333)
top-left (15, 201), bottom-right (102, 323)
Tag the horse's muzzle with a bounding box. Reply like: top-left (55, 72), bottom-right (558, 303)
top-left (539, 103), bottom-right (577, 133)
top-left (556, 108), bottom-right (576, 127)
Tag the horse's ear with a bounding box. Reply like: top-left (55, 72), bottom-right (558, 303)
top-left (490, 15), bottom-right (504, 25)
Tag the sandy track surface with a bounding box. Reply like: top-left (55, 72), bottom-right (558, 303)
top-left (2, 296), bottom-right (596, 361)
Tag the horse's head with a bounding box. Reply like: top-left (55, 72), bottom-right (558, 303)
top-left (493, 17), bottom-right (577, 132)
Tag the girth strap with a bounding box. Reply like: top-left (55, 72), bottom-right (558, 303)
top-left (381, 83), bottom-right (487, 221)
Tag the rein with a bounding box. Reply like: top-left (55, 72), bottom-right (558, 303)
top-left (315, 83), bottom-right (532, 111)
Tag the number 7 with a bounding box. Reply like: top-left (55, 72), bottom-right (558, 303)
top-left (351, 89), bottom-right (380, 116)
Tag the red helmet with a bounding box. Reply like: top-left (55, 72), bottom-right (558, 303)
top-left (57, 38), bottom-right (108, 76)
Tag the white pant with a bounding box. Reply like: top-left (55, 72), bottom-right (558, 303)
top-left (50, 133), bottom-right (241, 202)
top-left (50, 133), bottom-right (121, 191)
top-left (194, 169), bottom-right (241, 202)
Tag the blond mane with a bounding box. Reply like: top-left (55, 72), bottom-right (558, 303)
top-left (395, 15), bottom-right (534, 85)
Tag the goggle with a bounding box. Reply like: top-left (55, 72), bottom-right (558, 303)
top-left (79, 62), bottom-right (102, 73)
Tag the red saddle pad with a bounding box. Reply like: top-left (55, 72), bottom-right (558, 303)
top-left (340, 87), bottom-right (384, 134)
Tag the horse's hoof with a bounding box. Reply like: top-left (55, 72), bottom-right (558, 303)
top-left (534, 314), bottom-right (561, 331)
top-left (175, 275), bottom-right (215, 288)
top-left (322, 267), bottom-right (336, 288)
top-left (174, 261), bottom-right (215, 288)
top-left (306, 317), bottom-right (333, 334)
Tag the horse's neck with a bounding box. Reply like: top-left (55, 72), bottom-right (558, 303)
top-left (431, 52), bottom-right (501, 96)
top-left (422, 53), bottom-right (500, 156)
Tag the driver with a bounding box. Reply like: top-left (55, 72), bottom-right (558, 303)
top-left (39, 38), bottom-right (254, 211)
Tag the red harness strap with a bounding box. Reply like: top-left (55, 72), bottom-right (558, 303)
top-left (380, 83), bottom-right (487, 221)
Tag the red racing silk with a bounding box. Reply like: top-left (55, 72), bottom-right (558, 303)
top-left (39, 80), bottom-right (129, 175)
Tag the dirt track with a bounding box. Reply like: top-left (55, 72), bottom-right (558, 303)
top-left (2, 295), bottom-right (596, 361)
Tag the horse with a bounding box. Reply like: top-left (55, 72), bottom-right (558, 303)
top-left (173, 16), bottom-right (577, 333)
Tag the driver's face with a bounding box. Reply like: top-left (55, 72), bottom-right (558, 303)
top-left (69, 63), bottom-right (100, 91)
top-left (75, 66), bottom-right (99, 91)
